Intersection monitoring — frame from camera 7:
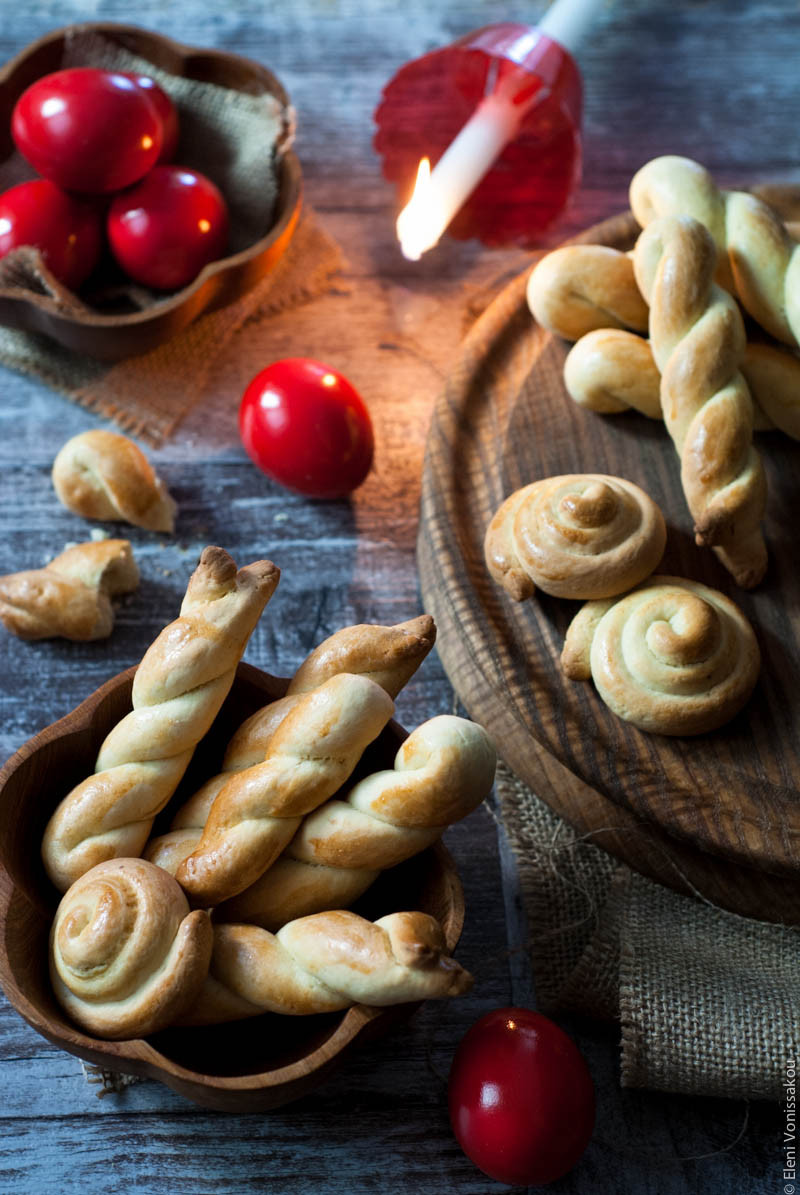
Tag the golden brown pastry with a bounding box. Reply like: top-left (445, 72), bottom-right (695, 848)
top-left (526, 244), bottom-right (649, 339)
top-left (174, 673), bottom-right (395, 908)
top-left (177, 910), bottom-right (472, 1025)
top-left (484, 474), bottom-right (666, 601)
top-left (739, 341), bottom-right (800, 439)
top-left (0, 539), bottom-right (138, 641)
top-left (49, 858), bottom-right (212, 1040)
top-left (563, 327), bottom-right (663, 419)
top-left (564, 329), bottom-right (800, 437)
top-left (41, 547), bottom-right (279, 893)
top-left (186, 715), bottom-right (497, 931)
top-left (52, 429), bottom-right (177, 533)
top-left (629, 154), bottom-right (800, 347)
top-left (633, 215), bottom-right (767, 588)
top-left (289, 614), bottom-right (436, 697)
top-left (561, 574), bottom-right (760, 735)
top-left (216, 615), bottom-right (437, 769)
top-left (142, 614), bottom-right (439, 874)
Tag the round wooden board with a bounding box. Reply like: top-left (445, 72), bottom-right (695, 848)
top-left (418, 190), bottom-right (800, 925)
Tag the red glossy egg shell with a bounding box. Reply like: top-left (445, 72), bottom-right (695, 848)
top-left (448, 1007), bottom-right (595, 1187)
top-left (0, 178), bottom-right (102, 289)
top-left (107, 165), bottom-right (229, 291)
top-left (238, 358), bottom-right (374, 499)
top-left (11, 67), bottom-right (163, 194)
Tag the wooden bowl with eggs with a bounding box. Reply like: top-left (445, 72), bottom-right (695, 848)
top-left (0, 23), bottom-right (302, 361)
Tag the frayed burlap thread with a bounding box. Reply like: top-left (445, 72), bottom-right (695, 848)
top-left (80, 1061), bottom-right (141, 1097)
top-left (496, 762), bottom-right (800, 1100)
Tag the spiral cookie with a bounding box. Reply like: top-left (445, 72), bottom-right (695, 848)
top-left (49, 858), bottom-right (212, 1039)
top-left (561, 575), bottom-right (760, 735)
top-left (485, 474), bottom-right (666, 601)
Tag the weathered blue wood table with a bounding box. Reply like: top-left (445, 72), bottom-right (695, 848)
top-left (0, 1), bottom-right (789, 1190)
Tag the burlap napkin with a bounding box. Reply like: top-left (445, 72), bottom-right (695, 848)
top-left (496, 762), bottom-right (799, 1101)
top-left (0, 209), bottom-right (343, 443)
top-left (0, 30), bottom-right (343, 443)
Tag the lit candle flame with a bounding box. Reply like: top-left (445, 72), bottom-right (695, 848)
top-left (395, 83), bottom-right (527, 262)
top-left (396, 158), bottom-right (444, 262)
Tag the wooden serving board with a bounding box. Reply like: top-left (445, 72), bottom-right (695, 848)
top-left (418, 192), bottom-right (800, 925)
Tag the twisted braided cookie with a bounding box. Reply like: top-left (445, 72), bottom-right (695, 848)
top-left (204, 714), bottom-right (497, 930)
top-left (526, 244), bottom-right (649, 339)
top-left (630, 155), bottom-right (800, 348)
top-left (52, 430), bottom-right (177, 533)
top-left (564, 327), bottom-right (663, 419)
top-left (177, 910), bottom-right (472, 1025)
top-left (527, 239), bottom-right (800, 436)
top-left (41, 547), bottom-right (279, 893)
top-left (0, 539), bottom-right (138, 641)
top-left (221, 615), bottom-right (437, 769)
top-left (172, 673), bottom-right (395, 908)
top-left (561, 575), bottom-right (760, 735)
top-left (564, 329), bottom-right (800, 437)
top-left (145, 616), bottom-right (436, 881)
top-left (485, 474), bottom-right (666, 601)
top-left (633, 215), bottom-right (768, 587)
top-left (50, 859), bottom-right (212, 1039)
top-left (290, 614), bottom-right (436, 698)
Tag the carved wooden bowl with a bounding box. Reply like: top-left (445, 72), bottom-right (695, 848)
top-left (0, 663), bottom-right (465, 1111)
top-left (0, 23), bottom-right (303, 360)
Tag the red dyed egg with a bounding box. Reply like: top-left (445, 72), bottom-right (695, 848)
top-left (12, 67), bottom-right (163, 193)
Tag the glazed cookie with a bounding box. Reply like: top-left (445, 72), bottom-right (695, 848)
top-left (41, 547), bottom-right (279, 892)
top-left (561, 574), bottom-right (760, 735)
top-left (52, 430), bottom-right (177, 533)
top-left (49, 858), bottom-right (212, 1040)
top-left (633, 215), bottom-right (768, 588)
top-left (484, 473), bottom-right (666, 601)
top-left (177, 911), bottom-right (472, 1026)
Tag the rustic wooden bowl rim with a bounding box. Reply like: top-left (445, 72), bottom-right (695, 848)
top-left (0, 661), bottom-right (465, 1109)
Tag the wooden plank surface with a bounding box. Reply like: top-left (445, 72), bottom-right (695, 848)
top-left (0, 0), bottom-right (790, 1191)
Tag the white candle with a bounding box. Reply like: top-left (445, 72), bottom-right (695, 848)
top-left (396, 89), bottom-right (524, 262)
top-left (537, 0), bottom-right (601, 55)
top-left (396, 0), bottom-right (601, 261)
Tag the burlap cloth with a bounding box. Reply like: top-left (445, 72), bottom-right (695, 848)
top-left (0, 30), bottom-right (343, 442)
top-left (495, 762), bottom-right (799, 1101)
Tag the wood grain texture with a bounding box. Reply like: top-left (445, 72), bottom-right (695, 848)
top-left (0, 0), bottom-right (789, 1191)
top-left (418, 198), bottom-right (800, 923)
